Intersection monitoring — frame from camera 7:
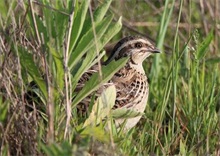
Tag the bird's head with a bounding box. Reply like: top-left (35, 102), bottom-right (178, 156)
top-left (104, 36), bottom-right (160, 65)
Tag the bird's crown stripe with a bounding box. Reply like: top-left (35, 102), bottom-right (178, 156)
top-left (113, 39), bottom-right (150, 57)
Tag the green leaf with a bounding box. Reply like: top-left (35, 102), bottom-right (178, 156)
top-left (67, 0), bottom-right (76, 12)
top-left (48, 44), bottom-right (64, 90)
top-left (0, 96), bottom-right (8, 122)
top-left (112, 108), bottom-right (144, 119)
top-left (88, 17), bottom-right (122, 57)
top-left (18, 47), bottom-right (47, 99)
top-left (93, 0), bottom-right (112, 23)
top-left (83, 85), bottom-right (116, 127)
top-left (69, 0), bottom-right (90, 53)
top-left (72, 57), bottom-right (128, 108)
top-left (68, 14), bottom-right (113, 70)
top-left (71, 17), bottom-right (122, 89)
top-left (0, 1), bottom-right (8, 21)
top-left (80, 0), bottom-right (112, 37)
top-left (71, 51), bottom-right (106, 89)
top-left (180, 139), bottom-right (186, 155)
top-left (197, 30), bottom-right (213, 60)
top-left (0, 0), bottom-right (16, 28)
top-left (80, 125), bottom-right (110, 143)
top-left (53, 9), bottom-right (69, 49)
top-left (40, 141), bottom-right (72, 156)
top-left (150, 0), bottom-right (174, 79)
top-left (206, 57), bottom-right (220, 64)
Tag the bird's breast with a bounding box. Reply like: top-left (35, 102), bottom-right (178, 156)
top-left (112, 66), bottom-right (149, 109)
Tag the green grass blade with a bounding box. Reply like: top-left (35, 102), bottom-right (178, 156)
top-left (72, 57), bottom-right (128, 108)
top-left (93, 0), bottom-right (112, 23)
top-left (18, 47), bottom-right (47, 99)
top-left (71, 17), bottom-right (122, 88)
top-left (80, 0), bottom-right (112, 37)
top-left (150, 0), bottom-right (175, 79)
top-left (80, 126), bottom-right (111, 143)
top-left (197, 30), bottom-right (213, 60)
top-left (48, 44), bottom-right (64, 90)
top-left (112, 108), bottom-right (144, 119)
top-left (0, 96), bottom-right (8, 122)
top-left (68, 14), bottom-right (113, 71)
top-left (69, 0), bottom-right (90, 53)
top-left (206, 57), bottom-right (220, 64)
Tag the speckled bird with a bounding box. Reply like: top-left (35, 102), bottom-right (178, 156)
top-left (77, 36), bottom-right (160, 130)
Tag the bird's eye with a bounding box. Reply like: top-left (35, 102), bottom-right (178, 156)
top-left (135, 42), bottom-right (143, 48)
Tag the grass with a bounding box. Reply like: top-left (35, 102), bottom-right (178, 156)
top-left (0, 0), bottom-right (220, 155)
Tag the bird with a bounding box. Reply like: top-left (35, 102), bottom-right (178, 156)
top-left (76, 36), bottom-right (160, 130)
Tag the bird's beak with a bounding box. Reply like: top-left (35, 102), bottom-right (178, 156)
top-left (148, 48), bottom-right (161, 53)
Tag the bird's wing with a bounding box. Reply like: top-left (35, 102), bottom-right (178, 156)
top-left (75, 64), bottom-right (114, 112)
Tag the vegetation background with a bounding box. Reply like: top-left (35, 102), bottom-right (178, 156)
top-left (0, 0), bottom-right (219, 155)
